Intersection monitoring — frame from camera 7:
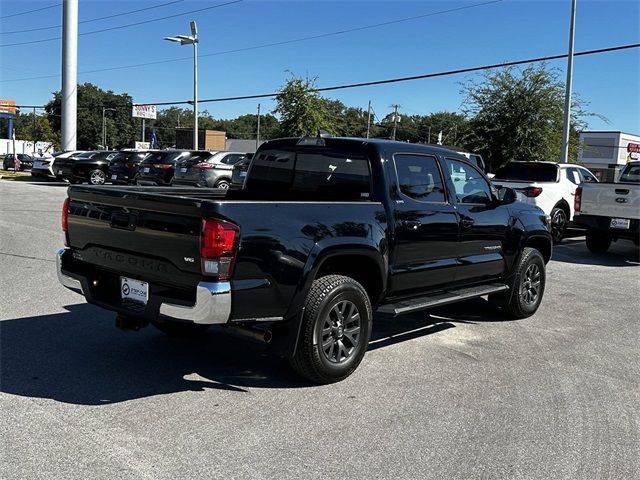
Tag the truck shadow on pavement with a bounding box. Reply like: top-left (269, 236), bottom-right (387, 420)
top-left (1, 300), bottom-right (505, 405)
top-left (552, 238), bottom-right (640, 267)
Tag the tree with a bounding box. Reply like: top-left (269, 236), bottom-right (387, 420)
top-left (274, 75), bottom-right (330, 136)
top-left (418, 111), bottom-right (471, 147)
top-left (461, 64), bottom-right (591, 170)
top-left (45, 83), bottom-right (137, 149)
top-left (12, 111), bottom-right (59, 148)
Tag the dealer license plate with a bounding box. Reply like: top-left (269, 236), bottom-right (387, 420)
top-left (610, 218), bottom-right (630, 229)
top-left (180, 167), bottom-right (187, 173)
top-left (111, 174), bottom-right (117, 180)
top-left (143, 167), bottom-right (150, 173)
top-left (120, 276), bottom-right (148, 304)
top-left (34, 161), bottom-right (43, 168)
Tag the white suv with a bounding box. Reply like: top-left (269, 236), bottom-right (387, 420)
top-left (31, 150), bottom-right (85, 179)
top-left (492, 161), bottom-right (598, 243)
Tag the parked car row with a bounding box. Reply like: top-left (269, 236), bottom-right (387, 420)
top-left (30, 148), bottom-right (250, 187)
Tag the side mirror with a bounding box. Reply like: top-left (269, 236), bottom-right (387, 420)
top-left (497, 186), bottom-right (517, 205)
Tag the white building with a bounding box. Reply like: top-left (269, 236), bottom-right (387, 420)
top-left (578, 131), bottom-right (640, 181)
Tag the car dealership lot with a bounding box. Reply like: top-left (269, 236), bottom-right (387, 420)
top-left (1, 179), bottom-right (638, 480)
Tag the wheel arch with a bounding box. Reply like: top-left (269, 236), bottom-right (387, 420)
top-left (523, 234), bottom-right (552, 264)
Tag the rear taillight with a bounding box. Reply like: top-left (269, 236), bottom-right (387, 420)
top-left (574, 186), bottom-right (582, 212)
top-left (124, 161), bottom-right (136, 168)
top-left (521, 186), bottom-right (543, 197)
top-left (61, 197), bottom-right (70, 247)
top-left (193, 163), bottom-right (215, 169)
top-left (200, 218), bottom-right (240, 280)
top-left (153, 164), bottom-right (173, 170)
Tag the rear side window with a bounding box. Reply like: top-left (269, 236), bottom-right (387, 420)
top-left (245, 149), bottom-right (371, 200)
top-left (494, 162), bottom-right (558, 182)
top-left (394, 154), bottom-right (445, 203)
top-left (565, 168), bottom-right (581, 185)
top-left (220, 154), bottom-right (246, 165)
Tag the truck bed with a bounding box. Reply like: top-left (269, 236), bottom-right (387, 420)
top-left (64, 185), bottom-right (386, 322)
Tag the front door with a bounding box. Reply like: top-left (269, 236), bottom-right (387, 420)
top-left (442, 157), bottom-right (510, 284)
top-left (389, 153), bottom-right (459, 295)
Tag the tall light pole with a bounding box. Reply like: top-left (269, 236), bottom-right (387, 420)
top-left (102, 107), bottom-right (115, 149)
top-left (560, 0), bottom-right (577, 163)
top-left (164, 21), bottom-right (198, 150)
top-left (61, 0), bottom-right (78, 150)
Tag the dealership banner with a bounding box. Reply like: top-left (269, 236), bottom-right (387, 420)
top-left (132, 104), bottom-right (157, 120)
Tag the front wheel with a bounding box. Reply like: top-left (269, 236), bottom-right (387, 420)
top-left (290, 275), bottom-right (372, 384)
top-left (585, 230), bottom-right (612, 254)
top-left (492, 247), bottom-right (546, 319)
top-left (88, 169), bottom-right (106, 185)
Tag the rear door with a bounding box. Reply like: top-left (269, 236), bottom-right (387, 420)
top-left (388, 153), bottom-right (459, 294)
top-left (443, 157), bottom-right (509, 283)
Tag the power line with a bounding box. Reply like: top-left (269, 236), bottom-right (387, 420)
top-left (0, 0), bottom-right (242, 47)
top-left (1, 0), bottom-right (501, 80)
top-left (12, 42), bottom-right (640, 111)
top-left (132, 43), bottom-right (640, 106)
top-left (0, 3), bottom-right (60, 20)
top-left (0, 0), bottom-right (185, 35)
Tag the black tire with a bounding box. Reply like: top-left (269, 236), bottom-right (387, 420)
top-left (550, 206), bottom-right (568, 244)
top-left (214, 179), bottom-right (230, 189)
top-left (290, 275), bottom-right (372, 384)
top-left (492, 247), bottom-right (546, 319)
top-left (88, 169), bottom-right (106, 185)
top-left (585, 230), bottom-right (612, 254)
top-left (151, 319), bottom-right (210, 337)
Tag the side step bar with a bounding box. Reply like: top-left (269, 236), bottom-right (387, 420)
top-left (378, 283), bottom-right (509, 317)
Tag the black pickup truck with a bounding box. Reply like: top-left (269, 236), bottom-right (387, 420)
top-left (57, 136), bottom-right (552, 383)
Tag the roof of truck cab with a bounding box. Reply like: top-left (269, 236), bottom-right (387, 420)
top-left (259, 136), bottom-right (469, 158)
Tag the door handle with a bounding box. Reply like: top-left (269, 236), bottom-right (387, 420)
top-left (402, 220), bottom-right (421, 230)
top-left (460, 217), bottom-right (475, 229)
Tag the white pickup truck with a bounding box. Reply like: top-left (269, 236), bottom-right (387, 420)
top-left (573, 161), bottom-right (640, 253)
top-left (491, 161), bottom-right (598, 243)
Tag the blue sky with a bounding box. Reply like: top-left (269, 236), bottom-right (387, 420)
top-left (1, 0), bottom-right (638, 132)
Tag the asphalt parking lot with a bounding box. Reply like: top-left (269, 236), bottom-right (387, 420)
top-left (1, 178), bottom-right (639, 480)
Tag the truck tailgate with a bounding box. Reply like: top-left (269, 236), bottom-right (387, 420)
top-left (580, 183), bottom-right (640, 220)
top-left (67, 186), bottom-right (226, 288)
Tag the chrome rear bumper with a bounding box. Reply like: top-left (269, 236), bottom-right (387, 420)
top-left (56, 248), bottom-right (231, 325)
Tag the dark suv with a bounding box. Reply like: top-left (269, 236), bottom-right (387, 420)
top-left (58, 150), bottom-right (118, 185)
top-left (3, 153), bottom-right (34, 171)
top-left (136, 150), bottom-right (191, 186)
top-left (108, 151), bottom-right (150, 185)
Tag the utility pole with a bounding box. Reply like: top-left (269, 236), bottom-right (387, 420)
top-left (32, 107), bottom-right (36, 154)
top-left (142, 118), bottom-right (145, 142)
top-left (366, 100), bottom-right (372, 138)
top-left (390, 104), bottom-right (400, 141)
top-left (61, 0), bottom-right (78, 150)
top-left (428, 126), bottom-right (431, 144)
top-left (560, 0), bottom-right (577, 164)
top-left (256, 103), bottom-right (261, 151)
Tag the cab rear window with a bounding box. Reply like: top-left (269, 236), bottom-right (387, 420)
top-left (245, 149), bottom-right (371, 200)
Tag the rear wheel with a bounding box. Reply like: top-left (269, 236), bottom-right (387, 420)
top-left (492, 247), bottom-right (546, 319)
top-left (151, 319), bottom-right (210, 337)
top-left (89, 169), bottom-right (106, 185)
top-left (290, 275), bottom-right (372, 384)
top-left (214, 179), bottom-right (230, 189)
top-left (550, 207), bottom-right (568, 244)
top-left (585, 230), bottom-right (612, 254)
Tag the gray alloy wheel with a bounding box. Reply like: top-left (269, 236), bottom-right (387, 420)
top-left (290, 275), bottom-right (372, 384)
top-left (491, 247), bottom-right (546, 319)
top-left (89, 169), bottom-right (106, 185)
top-left (215, 179), bottom-right (230, 189)
top-left (550, 207), bottom-right (567, 244)
top-left (320, 300), bottom-right (362, 364)
top-left (520, 263), bottom-right (542, 306)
